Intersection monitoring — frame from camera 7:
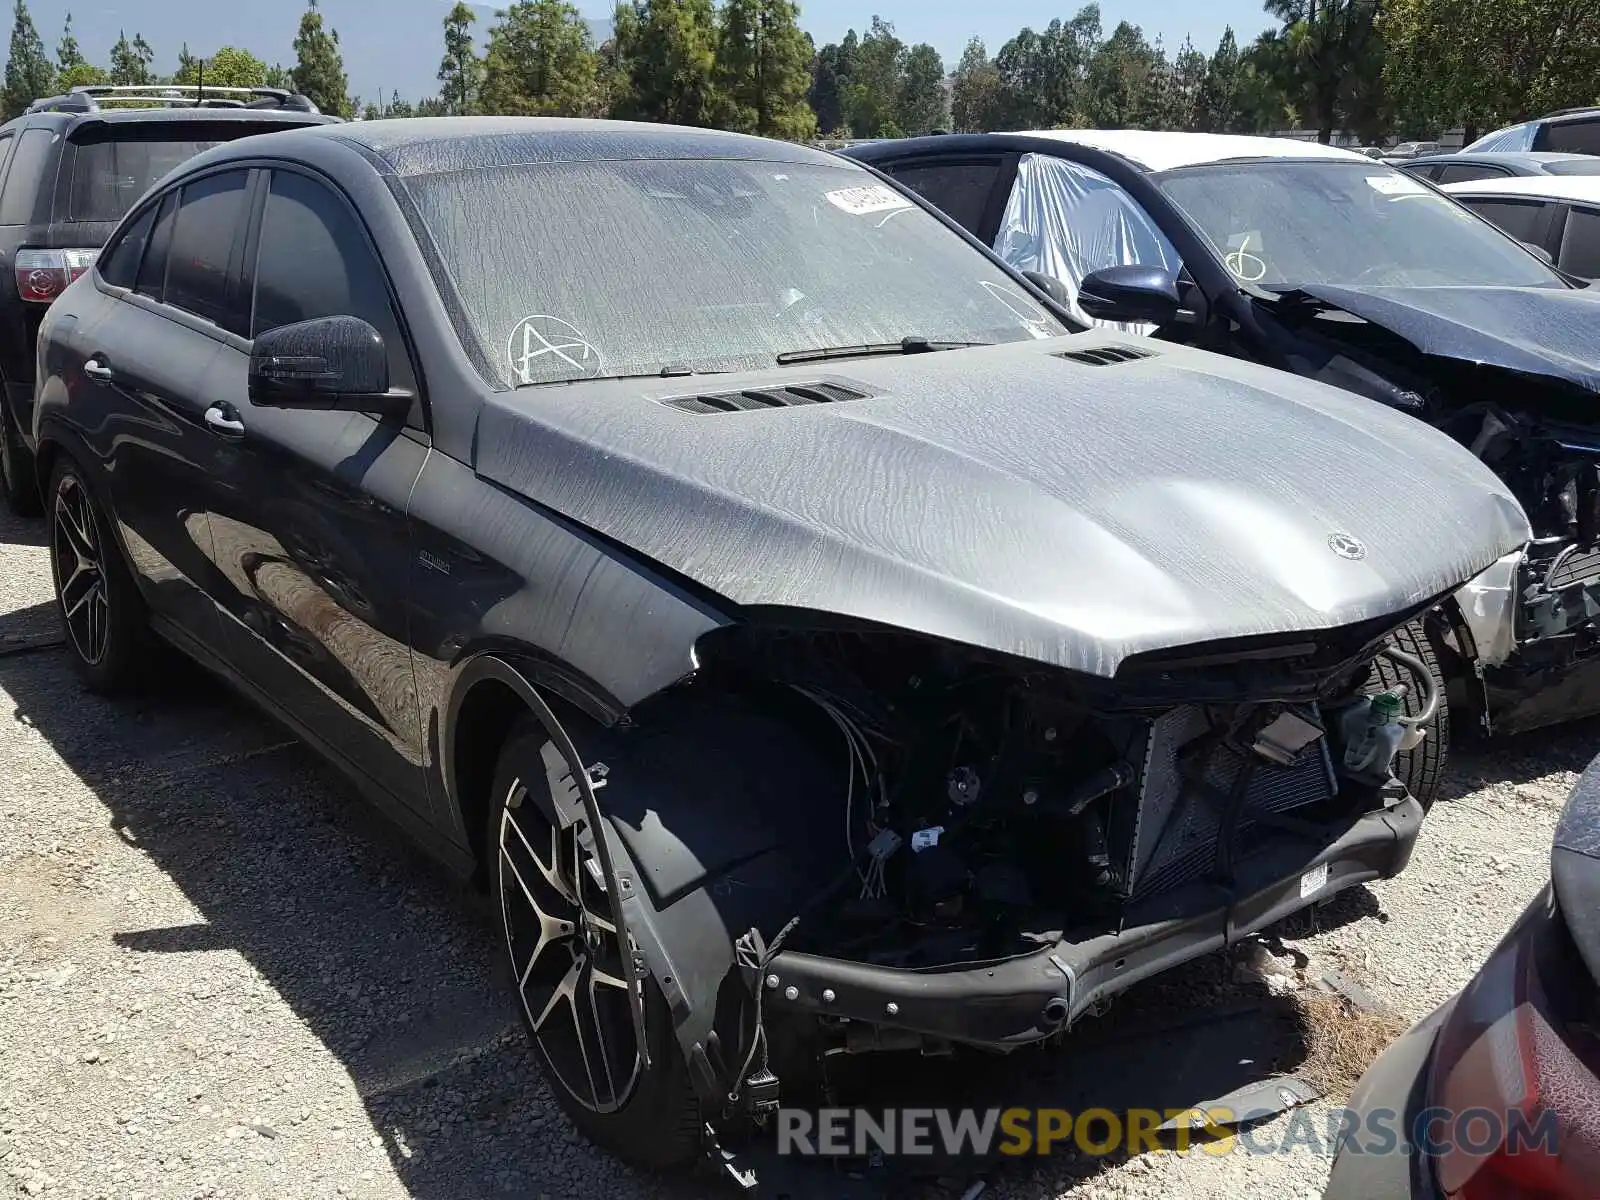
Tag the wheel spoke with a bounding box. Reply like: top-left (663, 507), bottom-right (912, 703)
top-left (56, 493), bottom-right (97, 564)
top-left (500, 845), bottom-right (575, 980)
top-left (59, 564), bottom-right (98, 619)
top-left (503, 795), bottom-right (578, 905)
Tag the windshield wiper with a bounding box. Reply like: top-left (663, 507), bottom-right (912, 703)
top-left (514, 365), bottom-right (725, 389)
top-left (775, 336), bottom-right (991, 365)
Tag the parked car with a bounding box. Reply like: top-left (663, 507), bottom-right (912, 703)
top-left (1440, 175), bottom-right (1600, 279)
top-left (1467, 106), bottom-right (1600, 156)
top-left (1383, 141), bottom-right (1442, 162)
top-left (1402, 151), bottom-right (1600, 184)
top-left (0, 84), bottom-right (335, 516)
top-left (29, 117), bottom-right (1528, 1172)
top-left (1324, 752), bottom-right (1600, 1200)
top-left (844, 130), bottom-right (1600, 740)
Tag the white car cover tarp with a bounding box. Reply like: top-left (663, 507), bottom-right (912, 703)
top-left (995, 153), bottom-right (1180, 334)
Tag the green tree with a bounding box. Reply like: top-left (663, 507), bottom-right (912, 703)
top-left (1382, 0), bottom-right (1600, 142)
top-left (807, 31), bottom-right (856, 135)
top-left (481, 0), bottom-right (599, 117)
top-left (1169, 34), bottom-right (1208, 129)
top-left (1256, 0), bottom-right (1384, 143)
top-left (439, 1), bottom-right (483, 115)
top-left (291, 0), bottom-right (351, 117)
top-left (950, 37), bottom-right (1004, 132)
top-left (713, 0), bottom-right (817, 139)
top-left (994, 7), bottom-right (1100, 129)
top-left (844, 15), bottom-right (905, 137)
top-left (610, 0), bottom-right (720, 126)
top-left (1197, 26), bottom-right (1242, 131)
top-left (265, 62), bottom-right (293, 91)
top-left (1084, 20), bottom-right (1158, 128)
top-left (174, 46), bottom-right (269, 89)
top-left (55, 11), bottom-right (104, 89)
top-left (108, 30), bottom-right (154, 86)
top-left (897, 43), bottom-right (947, 134)
top-left (415, 95), bottom-right (451, 116)
top-left (4, 1), bottom-right (55, 117)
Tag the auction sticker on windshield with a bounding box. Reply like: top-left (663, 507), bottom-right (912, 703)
top-left (826, 184), bottom-right (915, 216)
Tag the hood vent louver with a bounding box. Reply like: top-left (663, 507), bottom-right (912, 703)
top-left (660, 381), bottom-right (873, 415)
top-left (1056, 345), bottom-right (1157, 367)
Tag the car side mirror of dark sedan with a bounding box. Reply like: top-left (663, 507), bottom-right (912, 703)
top-left (249, 316), bottom-right (409, 417)
top-left (1078, 265), bottom-right (1181, 326)
top-left (1520, 240), bottom-right (1555, 265)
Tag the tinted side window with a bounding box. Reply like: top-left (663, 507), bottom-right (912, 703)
top-left (882, 161), bottom-right (1002, 235)
top-left (1558, 206), bottom-right (1600, 278)
top-left (0, 134), bottom-right (16, 196)
top-left (1403, 163), bottom-right (1442, 181)
top-left (99, 201), bottom-right (159, 289)
top-left (165, 171), bottom-right (250, 333)
top-left (1461, 197), bottom-right (1556, 247)
top-left (1539, 117), bottom-right (1600, 155)
top-left (252, 170), bottom-right (413, 387)
top-left (0, 128), bottom-right (57, 225)
top-left (137, 192), bottom-right (177, 300)
top-left (1436, 163), bottom-right (1511, 184)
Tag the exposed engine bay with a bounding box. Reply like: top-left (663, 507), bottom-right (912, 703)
top-left (690, 622), bottom-right (1433, 972)
top-left (1274, 294), bottom-right (1600, 733)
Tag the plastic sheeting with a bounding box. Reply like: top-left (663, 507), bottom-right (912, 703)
top-left (994, 153), bottom-right (1180, 333)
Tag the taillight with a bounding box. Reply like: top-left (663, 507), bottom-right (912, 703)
top-left (1426, 891), bottom-right (1600, 1197)
top-left (14, 248), bottom-right (98, 304)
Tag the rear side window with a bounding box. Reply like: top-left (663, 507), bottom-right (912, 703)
top-left (1436, 164), bottom-right (1511, 184)
top-left (1558, 206), bottom-right (1600, 278)
top-left (0, 128), bottom-right (57, 225)
top-left (66, 133), bottom-right (222, 224)
top-left (1403, 163), bottom-right (1442, 181)
top-left (0, 134), bottom-right (16, 195)
top-left (883, 161), bottom-right (1003, 235)
top-left (164, 171), bottom-right (250, 332)
top-left (99, 201), bottom-right (159, 288)
top-left (1539, 117), bottom-right (1600, 155)
top-left (252, 170), bottom-right (414, 388)
top-left (1461, 197), bottom-right (1557, 247)
top-left (137, 191), bottom-right (177, 299)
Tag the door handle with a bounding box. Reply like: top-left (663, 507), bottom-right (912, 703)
top-left (204, 404), bottom-right (245, 439)
top-left (83, 358), bottom-right (113, 384)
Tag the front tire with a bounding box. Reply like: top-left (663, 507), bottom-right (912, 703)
top-left (47, 457), bottom-right (150, 693)
top-left (488, 718), bottom-right (703, 1171)
top-left (0, 398), bottom-right (40, 517)
top-left (1374, 617), bottom-right (1449, 812)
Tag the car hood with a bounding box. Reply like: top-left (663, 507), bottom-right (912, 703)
top-left (1279, 284), bottom-right (1600, 394)
top-left (474, 336), bottom-right (1530, 678)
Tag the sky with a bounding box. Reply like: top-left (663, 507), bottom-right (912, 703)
top-left (25, 1), bottom-right (1275, 110)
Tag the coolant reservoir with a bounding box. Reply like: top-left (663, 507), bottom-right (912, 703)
top-left (1338, 691), bottom-right (1406, 785)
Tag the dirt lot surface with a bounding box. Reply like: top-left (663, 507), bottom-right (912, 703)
top-left (1, 500), bottom-right (1591, 1200)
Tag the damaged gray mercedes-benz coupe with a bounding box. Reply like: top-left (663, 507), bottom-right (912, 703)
top-left (29, 118), bottom-right (1529, 1176)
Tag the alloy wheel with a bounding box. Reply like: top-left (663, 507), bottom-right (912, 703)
top-left (498, 778), bottom-right (642, 1113)
top-left (52, 475), bottom-right (109, 666)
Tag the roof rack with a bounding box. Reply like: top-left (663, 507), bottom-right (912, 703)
top-left (27, 83), bottom-right (321, 115)
top-left (1542, 105), bottom-right (1600, 120)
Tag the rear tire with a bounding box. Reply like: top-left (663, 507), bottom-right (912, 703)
top-left (0, 398), bottom-right (40, 517)
top-left (488, 717), bottom-right (703, 1171)
top-left (1373, 617), bottom-right (1449, 812)
top-left (47, 457), bottom-right (151, 693)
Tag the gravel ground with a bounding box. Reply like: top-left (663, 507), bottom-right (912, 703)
top-left (0, 499), bottom-right (1591, 1200)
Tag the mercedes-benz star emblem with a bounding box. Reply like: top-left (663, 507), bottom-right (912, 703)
top-left (1327, 531), bottom-right (1368, 561)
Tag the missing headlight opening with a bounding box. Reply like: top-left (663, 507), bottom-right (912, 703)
top-left (682, 621), bottom-right (1416, 975)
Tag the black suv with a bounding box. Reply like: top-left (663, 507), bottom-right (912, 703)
top-left (0, 84), bottom-right (334, 514)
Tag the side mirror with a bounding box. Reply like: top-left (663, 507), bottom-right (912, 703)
top-left (248, 315), bottom-right (406, 416)
top-left (1021, 269), bottom-right (1073, 308)
top-left (1520, 240), bottom-right (1555, 265)
top-left (1078, 265), bottom-right (1181, 325)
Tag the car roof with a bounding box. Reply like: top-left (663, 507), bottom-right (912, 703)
top-left (213, 115), bottom-right (845, 177)
top-left (1441, 174), bottom-right (1600, 204)
top-left (1011, 129), bottom-right (1367, 172)
top-left (15, 107), bottom-right (335, 131)
top-left (1411, 151), bottom-right (1596, 171)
